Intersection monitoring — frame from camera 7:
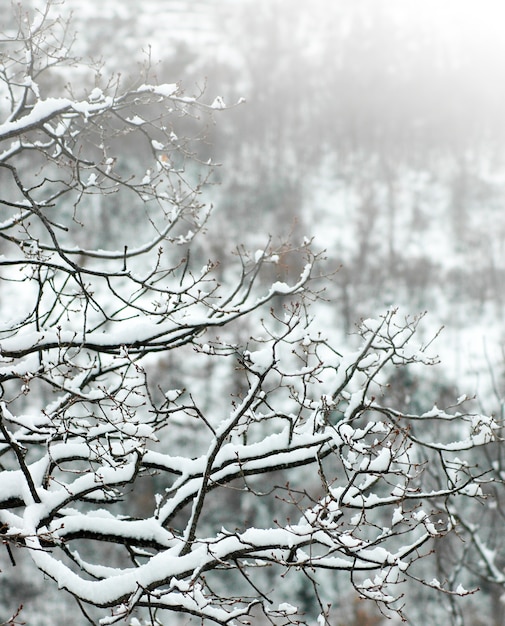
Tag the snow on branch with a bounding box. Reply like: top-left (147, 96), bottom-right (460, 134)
top-left (0, 5), bottom-right (502, 626)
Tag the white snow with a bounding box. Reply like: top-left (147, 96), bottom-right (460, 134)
top-left (137, 83), bottom-right (178, 98)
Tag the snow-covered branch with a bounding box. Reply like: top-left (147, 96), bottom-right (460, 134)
top-left (0, 5), bottom-right (502, 626)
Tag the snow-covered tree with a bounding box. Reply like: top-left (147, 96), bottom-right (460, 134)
top-left (0, 4), bottom-right (502, 625)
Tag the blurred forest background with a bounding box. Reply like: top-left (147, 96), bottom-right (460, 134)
top-left (50, 0), bottom-right (505, 405)
top-left (3, 0), bottom-right (505, 624)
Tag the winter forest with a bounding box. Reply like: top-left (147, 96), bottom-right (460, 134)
top-left (2, 1), bottom-right (505, 625)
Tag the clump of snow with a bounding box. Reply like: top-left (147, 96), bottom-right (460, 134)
top-left (137, 83), bottom-right (178, 98)
top-left (89, 87), bottom-right (104, 101)
top-left (126, 115), bottom-right (145, 125)
top-left (210, 96), bottom-right (225, 109)
top-left (243, 347), bottom-right (274, 374)
top-left (392, 507), bottom-right (404, 525)
top-left (84, 173), bottom-right (98, 187)
top-left (165, 389), bottom-right (183, 402)
top-left (254, 249), bottom-right (264, 262)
